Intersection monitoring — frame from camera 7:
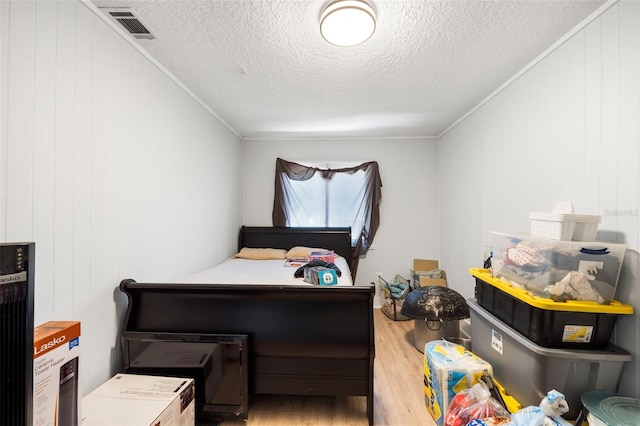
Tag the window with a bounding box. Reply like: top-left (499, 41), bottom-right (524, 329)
top-left (272, 158), bottom-right (382, 278)
top-left (284, 162), bottom-right (365, 232)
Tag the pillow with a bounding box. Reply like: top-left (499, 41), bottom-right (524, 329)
top-left (285, 246), bottom-right (336, 259)
top-left (234, 247), bottom-right (287, 260)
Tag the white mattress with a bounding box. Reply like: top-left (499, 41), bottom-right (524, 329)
top-left (173, 257), bottom-right (353, 286)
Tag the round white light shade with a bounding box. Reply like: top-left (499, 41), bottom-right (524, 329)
top-left (320, 0), bottom-right (376, 47)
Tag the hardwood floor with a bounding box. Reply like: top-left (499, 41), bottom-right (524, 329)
top-left (220, 309), bottom-right (437, 426)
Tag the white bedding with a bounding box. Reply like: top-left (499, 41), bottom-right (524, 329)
top-left (173, 257), bottom-right (353, 286)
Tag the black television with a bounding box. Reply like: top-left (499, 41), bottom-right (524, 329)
top-left (121, 332), bottom-right (248, 423)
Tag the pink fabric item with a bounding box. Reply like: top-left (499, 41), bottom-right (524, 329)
top-left (506, 241), bottom-right (549, 266)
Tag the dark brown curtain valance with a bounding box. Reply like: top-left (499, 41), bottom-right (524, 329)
top-left (272, 158), bottom-right (383, 279)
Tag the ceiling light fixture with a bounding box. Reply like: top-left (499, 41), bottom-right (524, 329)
top-left (320, 0), bottom-right (376, 47)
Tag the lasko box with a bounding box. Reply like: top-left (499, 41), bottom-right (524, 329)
top-left (33, 321), bottom-right (81, 426)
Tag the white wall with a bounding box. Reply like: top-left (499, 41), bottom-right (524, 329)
top-left (243, 138), bottom-right (441, 300)
top-left (438, 0), bottom-right (640, 397)
top-left (0, 0), bottom-right (243, 394)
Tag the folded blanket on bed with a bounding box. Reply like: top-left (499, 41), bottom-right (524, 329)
top-left (294, 259), bottom-right (342, 278)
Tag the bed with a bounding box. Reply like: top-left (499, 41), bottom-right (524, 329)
top-left (118, 226), bottom-right (375, 425)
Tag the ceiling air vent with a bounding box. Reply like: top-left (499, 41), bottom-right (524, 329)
top-left (100, 8), bottom-right (156, 40)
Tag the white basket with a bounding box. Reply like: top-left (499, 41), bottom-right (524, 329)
top-left (529, 212), bottom-right (601, 241)
top-left (573, 221), bottom-right (601, 241)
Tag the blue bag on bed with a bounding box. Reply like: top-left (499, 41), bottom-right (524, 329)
top-left (304, 267), bottom-right (339, 285)
top-left (294, 259), bottom-right (342, 278)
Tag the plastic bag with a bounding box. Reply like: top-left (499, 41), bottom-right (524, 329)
top-left (424, 340), bottom-right (494, 425)
top-left (510, 389), bottom-right (572, 426)
top-left (467, 418), bottom-right (514, 426)
top-left (444, 381), bottom-right (511, 426)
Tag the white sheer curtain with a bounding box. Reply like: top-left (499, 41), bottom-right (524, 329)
top-left (272, 158), bottom-right (382, 278)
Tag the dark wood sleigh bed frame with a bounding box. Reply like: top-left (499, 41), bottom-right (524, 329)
top-left (118, 226), bottom-right (375, 424)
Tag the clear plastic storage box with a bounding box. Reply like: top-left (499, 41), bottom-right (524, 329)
top-left (490, 232), bottom-right (627, 303)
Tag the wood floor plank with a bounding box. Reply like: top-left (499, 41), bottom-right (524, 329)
top-left (220, 309), bottom-right (438, 426)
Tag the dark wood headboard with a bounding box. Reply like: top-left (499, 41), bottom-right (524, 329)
top-left (238, 226), bottom-right (353, 269)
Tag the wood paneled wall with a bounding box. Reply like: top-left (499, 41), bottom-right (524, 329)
top-left (438, 0), bottom-right (640, 397)
top-left (0, 0), bottom-right (243, 393)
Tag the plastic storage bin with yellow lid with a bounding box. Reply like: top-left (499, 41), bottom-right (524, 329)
top-left (470, 268), bottom-right (633, 349)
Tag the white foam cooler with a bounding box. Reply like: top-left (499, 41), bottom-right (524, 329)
top-left (468, 299), bottom-right (631, 420)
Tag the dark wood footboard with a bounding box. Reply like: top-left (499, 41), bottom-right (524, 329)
top-left (118, 279), bottom-right (375, 425)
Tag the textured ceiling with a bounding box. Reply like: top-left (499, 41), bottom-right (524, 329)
top-left (91, 0), bottom-right (607, 139)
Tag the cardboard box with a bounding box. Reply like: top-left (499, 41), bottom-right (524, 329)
top-left (411, 259), bottom-right (447, 287)
top-left (82, 373), bottom-right (195, 426)
top-left (33, 321), bottom-right (81, 426)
